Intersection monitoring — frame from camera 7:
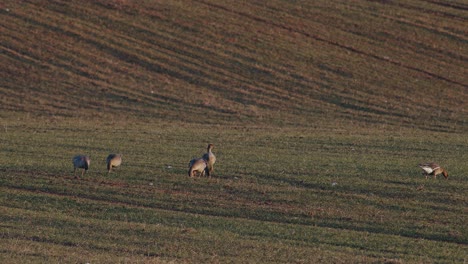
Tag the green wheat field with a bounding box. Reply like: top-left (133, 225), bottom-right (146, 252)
top-left (1, 0), bottom-right (467, 263)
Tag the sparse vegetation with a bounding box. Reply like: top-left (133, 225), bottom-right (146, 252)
top-left (1, 0), bottom-right (467, 263)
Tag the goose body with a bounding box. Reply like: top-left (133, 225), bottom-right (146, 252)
top-left (418, 162), bottom-right (448, 179)
top-left (202, 143), bottom-right (216, 177)
top-left (106, 154), bottom-right (122, 173)
top-left (73, 155), bottom-right (90, 178)
top-left (188, 158), bottom-right (207, 177)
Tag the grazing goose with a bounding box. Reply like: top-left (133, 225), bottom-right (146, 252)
top-left (419, 162), bottom-right (448, 179)
top-left (202, 143), bottom-right (216, 177)
top-left (188, 158), bottom-right (207, 177)
top-left (106, 154), bottom-right (122, 173)
top-left (73, 155), bottom-right (90, 178)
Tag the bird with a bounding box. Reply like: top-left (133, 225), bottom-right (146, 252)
top-left (418, 162), bottom-right (448, 179)
top-left (188, 158), bottom-right (207, 177)
top-left (202, 143), bottom-right (216, 177)
top-left (106, 154), bottom-right (122, 173)
top-left (73, 155), bottom-right (90, 178)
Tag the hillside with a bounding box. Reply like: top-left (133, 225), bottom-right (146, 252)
top-left (1, 1), bottom-right (468, 262)
top-left (1, 0), bottom-right (467, 130)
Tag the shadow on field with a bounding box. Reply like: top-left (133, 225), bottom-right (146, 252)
top-left (252, 172), bottom-right (328, 190)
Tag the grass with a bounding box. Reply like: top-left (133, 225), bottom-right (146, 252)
top-left (0, 117), bottom-right (467, 263)
top-left (1, 0), bottom-right (468, 262)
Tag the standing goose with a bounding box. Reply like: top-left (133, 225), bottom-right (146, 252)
top-left (73, 155), bottom-right (90, 178)
top-left (419, 162), bottom-right (448, 179)
top-left (202, 143), bottom-right (216, 177)
top-left (106, 154), bottom-right (122, 173)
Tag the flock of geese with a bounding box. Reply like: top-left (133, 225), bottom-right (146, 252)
top-left (71, 144), bottom-right (217, 179)
top-left (72, 153), bottom-right (122, 178)
top-left (188, 143), bottom-right (216, 178)
top-left (72, 143), bottom-right (448, 180)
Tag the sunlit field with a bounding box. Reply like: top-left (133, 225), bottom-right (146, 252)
top-left (1, 117), bottom-right (466, 263)
top-left (1, 0), bottom-right (467, 262)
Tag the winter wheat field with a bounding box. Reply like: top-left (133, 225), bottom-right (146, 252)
top-left (1, 0), bottom-right (467, 263)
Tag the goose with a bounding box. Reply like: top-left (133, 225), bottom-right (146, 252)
top-left (418, 162), bottom-right (448, 179)
top-left (202, 143), bottom-right (216, 177)
top-left (106, 154), bottom-right (122, 173)
top-left (188, 158), bottom-right (207, 177)
top-left (73, 155), bottom-right (90, 178)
